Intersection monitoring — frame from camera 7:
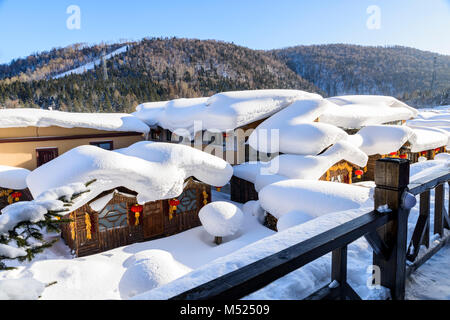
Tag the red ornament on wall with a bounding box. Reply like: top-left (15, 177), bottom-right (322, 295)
top-left (131, 204), bottom-right (143, 213)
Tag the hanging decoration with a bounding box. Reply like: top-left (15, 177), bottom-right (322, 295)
top-left (355, 170), bottom-right (364, 179)
top-left (202, 190), bottom-right (209, 206)
top-left (168, 199), bottom-right (180, 220)
top-left (85, 213), bottom-right (92, 240)
top-left (0, 189), bottom-right (22, 205)
top-left (216, 186), bottom-right (222, 192)
top-left (131, 204), bottom-right (143, 226)
top-left (11, 191), bottom-right (22, 202)
top-left (69, 212), bottom-right (76, 240)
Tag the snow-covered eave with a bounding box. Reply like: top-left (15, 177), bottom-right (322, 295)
top-left (0, 109), bottom-right (150, 134)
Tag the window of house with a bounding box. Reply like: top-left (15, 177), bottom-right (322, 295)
top-left (98, 203), bottom-right (129, 231)
top-left (90, 141), bottom-right (113, 150)
top-left (36, 148), bottom-right (59, 167)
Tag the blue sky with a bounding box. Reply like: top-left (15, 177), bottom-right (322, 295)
top-left (0, 0), bottom-right (449, 64)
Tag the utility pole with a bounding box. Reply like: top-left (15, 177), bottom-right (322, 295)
top-left (430, 56), bottom-right (437, 93)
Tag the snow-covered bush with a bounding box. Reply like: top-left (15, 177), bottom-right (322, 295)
top-left (119, 250), bottom-right (191, 299)
top-left (0, 180), bottom-right (94, 270)
top-left (199, 202), bottom-right (243, 245)
top-left (277, 210), bottom-right (314, 232)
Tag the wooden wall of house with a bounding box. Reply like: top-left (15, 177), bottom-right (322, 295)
top-left (61, 182), bottom-right (211, 257)
top-left (0, 187), bottom-right (33, 212)
top-left (230, 176), bottom-right (259, 204)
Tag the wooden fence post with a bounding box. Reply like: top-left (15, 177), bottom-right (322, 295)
top-left (373, 158), bottom-right (410, 300)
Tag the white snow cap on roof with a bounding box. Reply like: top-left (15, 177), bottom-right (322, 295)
top-left (248, 99), bottom-right (348, 155)
top-left (259, 179), bottom-right (372, 219)
top-left (133, 89), bottom-right (322, 135)
top-left (0, 108), bottom-right (150, 134)
top-left (320, 95), bottom-right (418, 129)
top-left (0, 166), bottom-right (30, 190)
top-left (133, 101), bottom-right (169, 127)
top-left (349, 125), bottom-right (415, 156)
top-left (249, 121), bottom-right (348, 155)
top-left (253, 141), bottom-right (368, 191)
top-left (26, 142), bottom-right (232, 212)
top-left (407, 126), bottom-right (449, 152)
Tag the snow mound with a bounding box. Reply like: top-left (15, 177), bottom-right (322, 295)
top-left (116, 141), bottom-right (233, 188)
top-left (253, 141), bottom-right (368, 191)
top-left (119, 250), bottom-right (191, 299)
top-left (0, 165), bottom-right (30, 189)
top-left (0, 279), bottom-right (45, 300)
top-left (248, 99), bottom-right (348, 155)
top-left (277, 210), bottom-right (315, 232)
top-left (249, 121), bottom-right (348, 155)
top-left (350, 125), bottom-right (414, 156)
top-left (133, 89), bottom-right (321, 135)
top-left (259, 180), bottom-right (372, 219)
top-left (233, 162), bottom-right (270, 183)
top-left (133, 101), bottom-right (169, 126)
top-left (0, 108), bottom-right (149, 134)
top-left (320, 95), bottom-right (417, 129)
top-left (27, 143), bottom-right (233, 213)
top-left (199, 202), bottom-right (244, 237)
top-left (408, 126), bottom-right (449, 152)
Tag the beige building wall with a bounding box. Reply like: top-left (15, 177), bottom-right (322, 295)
top-left (0, 126), bottom-right (145, 170)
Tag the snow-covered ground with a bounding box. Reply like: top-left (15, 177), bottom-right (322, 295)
top-left (406, 243), bottom-right (450, 300)
top-left (0, 191), bottom-right (274, 300)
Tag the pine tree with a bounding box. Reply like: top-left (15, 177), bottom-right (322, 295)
top-left (0, 180), bottom-right (95, 270)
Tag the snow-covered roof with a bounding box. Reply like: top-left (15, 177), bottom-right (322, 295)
top-left (133, 89), bottom-right (322, 135)
top-left (26, 142), bottom-right (233, 212)
top-left (0, 108), bottom-right (150, 134)
top-left (348, 125), bottom-right (415, 156)
top-left (0, 165), bottom-right (30, 189)
top-left (349, 124), bottom-right (449, 156)
top-left (259, 179), bottom-right (372, 220)
top-left (320, 95), bottom-right (418, 129)
top-left (251, 141), bottom-right (368, 191)
top-left (408, 126), bottom-right (449, 152)
top-left (248, 99), bottom-right (348, 155)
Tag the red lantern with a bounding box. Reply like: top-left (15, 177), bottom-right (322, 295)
top-left (11, 192), bottom-right (22, 199)
top-left (169, 199), bottom-right (180, 207)
top-left (389, 152), bottom-right (397, 156)
top-left (435, 148), bottom-right (441, 153)
top-left (355, 170), bottom-right (364, 179)
top-left (130, 204), bottom-right (143, 213)
top-left (400, 154), bottom-right (408, 159)
top-left (216, 186), bottom-right (222, 192)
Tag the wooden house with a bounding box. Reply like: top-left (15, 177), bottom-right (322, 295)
top-left (0, 109), bottom-right (149, 170)
top-left (354, 126), bottom-right (449, 181)
top-left (26, 141), bottom-right (233, 257)
top-left (231, 141), bottom-right (367, 204)
top-left (60, 180), bottom-right (211, 257)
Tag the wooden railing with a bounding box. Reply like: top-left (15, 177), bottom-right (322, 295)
top-left (170, 158), bottom-right (450, 300)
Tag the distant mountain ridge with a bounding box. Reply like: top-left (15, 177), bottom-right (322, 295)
top-left (0, 38), bottom-right (448, 112)
top-left (271, 44), bottom-right (450, 106)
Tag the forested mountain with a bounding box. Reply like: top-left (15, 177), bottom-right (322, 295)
top-left (0, 38), bottom-right (319, 112)
top-left (0, 39), bottom-right (449, 112)
top-left (271, 44), bottom-right (450, 106)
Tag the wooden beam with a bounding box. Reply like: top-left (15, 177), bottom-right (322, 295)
top-left (373, 158), bottom-right (410, 301)
top-left (434, 184), bottom-right (444, 237)
top-left (364, 232), bottom-right (390, 260)
top-left (331, 246), bottom-right (347, 300)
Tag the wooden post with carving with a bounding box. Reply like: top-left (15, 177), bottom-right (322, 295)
top-left (373, 158), bottom-right (410, 300)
